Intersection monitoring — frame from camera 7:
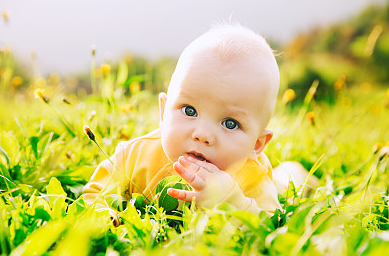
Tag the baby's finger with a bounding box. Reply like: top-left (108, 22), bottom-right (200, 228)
top-left (167, 188), bottom-right (198, 203)
top-left (185, 156), bottom-right (219, 173)
top-left (173, 162), bottom-right (205, 190)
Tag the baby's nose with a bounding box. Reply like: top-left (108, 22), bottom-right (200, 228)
top-left (191, 125), bottom-right (215, 146)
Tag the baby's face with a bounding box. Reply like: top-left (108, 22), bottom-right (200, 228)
top-left (160, 50), bottom-right (275, 172)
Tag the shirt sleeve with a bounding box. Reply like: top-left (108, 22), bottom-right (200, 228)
top-left (231, 153), bottom-right (281, 214)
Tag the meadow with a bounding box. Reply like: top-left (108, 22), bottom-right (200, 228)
top-left (1, 3), bottom-right (389, 254)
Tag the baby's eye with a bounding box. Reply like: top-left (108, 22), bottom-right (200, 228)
top-left (181, 106), bottom-right (197, 117)
top-left (222, 119), bottom-right (239, 130)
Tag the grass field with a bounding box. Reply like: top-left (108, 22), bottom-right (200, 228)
top-left (1, 30), bottom-right (389, 254)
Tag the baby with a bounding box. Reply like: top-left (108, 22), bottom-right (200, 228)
top-left (83, 24), bottom-right (281, 224)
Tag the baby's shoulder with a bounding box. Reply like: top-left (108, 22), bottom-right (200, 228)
top-left (114, 129), bottom-right (162, 154)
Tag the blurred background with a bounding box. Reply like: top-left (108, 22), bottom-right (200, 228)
top-left (1, 0), bottom-right (389, 106)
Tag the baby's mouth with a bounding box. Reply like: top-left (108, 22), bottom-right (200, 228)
top-left (187, 152), bottom-right (209, 163)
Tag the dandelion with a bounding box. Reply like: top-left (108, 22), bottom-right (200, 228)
top-left (2, 11), bottom-right (8, 23)
top-left (34, 88), bottom-right (50, 104)
top-left (120, 104), bottom-right (133, 113)
top-left (334, 74), bottom-right (347, 91)
top-left (306, 111), bottom-right (315, 126)
top-left (282, 88), bottom-right (295, 103)
top-left (130, 81), bottom-right (141, 94)
top-left (101, 64), bottom-right (111, 75)
top-left (386, 88), bottom-right (389, 99)
top-left (11, 76), bottom-right (23, 87)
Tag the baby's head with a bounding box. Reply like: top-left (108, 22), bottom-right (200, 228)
top-left (159, 24), bottom-right (280, 172)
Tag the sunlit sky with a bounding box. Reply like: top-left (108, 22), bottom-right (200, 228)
top-left (0, 0), bottom-right (387, 75)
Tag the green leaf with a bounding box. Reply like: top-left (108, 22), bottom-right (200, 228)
top-left (0, 131), bottom-right (20, 168)
top-left (46, 177), bottom-right (67, 219)
top-left (67, 197), bottom-right (86, 216)
top-left (287, 203), bottom-right (315, 235)
top-left (29, 136), bottom-right (39, 159)
top-left (156, 175), bottom-right (191, 212)
top-left (105, 194), bottom-right (123, 210)
top-left (10, 220), bottom-right (67, 256)
top-left (37, 132), bottom-right (54, 158)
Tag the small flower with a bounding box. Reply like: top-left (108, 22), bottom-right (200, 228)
top-left (120, 104), bottom-right (133, 113)
top-left (386, 88), bottom-right (389, 99)
top-left (130, 81), bottom-right (141, 94)
top-left (34, 88), bottom-right (50, 104)
top-left (334, 74), bottom-right (346, 91)
top-left (306, 111), bottom-right (315, 126)
top-left (11, 76), bottom-right (23, 87)
top-left (282, 89), bottom-right (296, 103)
top-left (2, 11), bottom-right (9, 23)
top-left (83, 125), bottom-right (95, 141)
top-left (101, 64), bottom-right (111, 75)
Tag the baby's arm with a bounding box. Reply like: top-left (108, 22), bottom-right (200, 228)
top-left (167, 156), bottom-right (268, 215)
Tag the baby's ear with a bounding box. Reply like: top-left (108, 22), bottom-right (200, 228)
top-left (250, 129), bottom-right (273, 159)
top-left (159, 92), bottom-right (167, 125)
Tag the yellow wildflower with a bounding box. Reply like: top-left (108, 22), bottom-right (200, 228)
top-left (34, 88), bottom-right (50, 104)
top-left (2, 11), bottom-right (8, 22)
top-left (101, 64), bottom-right (111, 75)
top-left (334, 74), bottom-right (346, 90)
top-left (282, 88), bottom-right (295, 103)
top-left (11, 76), bottom-right (23, 87)
top-left (306, 111), bottom-right (315, 126)
top-left (386, 88), bottom-right (389, 99)
top-left (120, 104), bottom-right (133, 113)
top-left (130, 81), bottom-right (141, 94)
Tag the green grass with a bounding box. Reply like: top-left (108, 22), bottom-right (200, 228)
top-left (1, 52), bottom-right (389, 255)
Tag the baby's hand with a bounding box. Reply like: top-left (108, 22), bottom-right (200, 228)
top-left (168, 156), bottom-right (235, 208)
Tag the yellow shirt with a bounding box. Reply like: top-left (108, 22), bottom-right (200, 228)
top-left (83, 129), bottom-right (280, 214)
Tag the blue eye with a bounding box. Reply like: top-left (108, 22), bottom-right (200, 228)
top-left (222, 119), bottom-right (239, 130)
top-left (182, 106), bottom-right (197, 117)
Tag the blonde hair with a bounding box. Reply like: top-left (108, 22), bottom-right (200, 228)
top-left (182, 23), bottom-right (276, 63)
